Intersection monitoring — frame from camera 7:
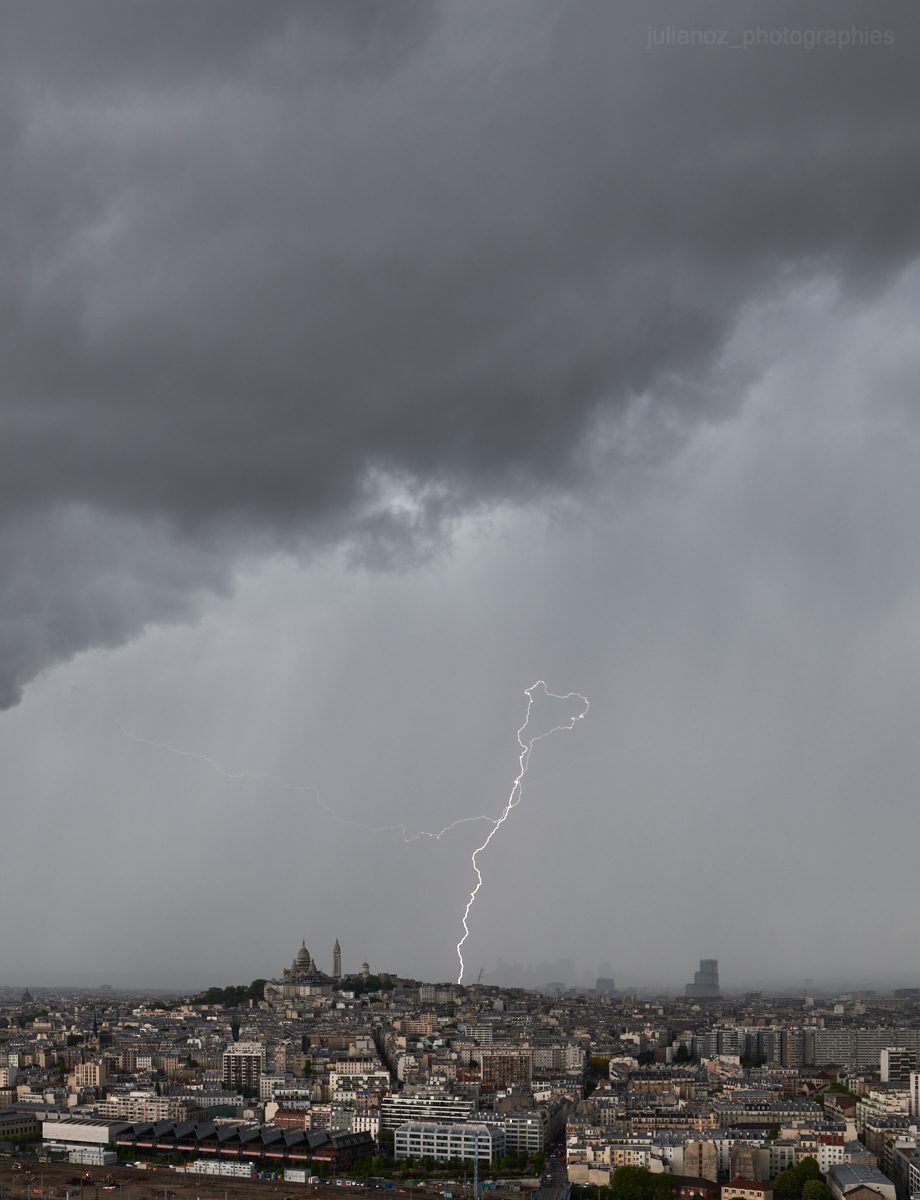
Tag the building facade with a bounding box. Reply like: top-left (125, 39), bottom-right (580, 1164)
top-left (381, 1092), bottom-right (475, 1130)
top-left (394, 1121), bottom-right (505, 1164)
top-left (881, 1049), bottom-right (919, 1084)
top-left (480, 1049), bottom-right (533, 1090)
top-left (222, 1042), bottom-right (266, 1090)
top-left (686, 961), bottom-right (721, 1000)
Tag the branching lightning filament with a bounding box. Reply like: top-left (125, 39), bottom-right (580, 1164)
top-left (73, 679), bottom-right (587, 980)
top-left (110, 715), bottom-right (492, 843)
top-left (455, 680), bottom-right (588, 983)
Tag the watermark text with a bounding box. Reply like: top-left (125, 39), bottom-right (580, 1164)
top-left (646, 25), bottom-right (896, 50)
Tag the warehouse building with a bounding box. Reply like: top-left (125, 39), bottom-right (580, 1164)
top-left (0, 1110), bottom-right (40, 1140)
top-left (40, 1116), bottom-right (128, 1147)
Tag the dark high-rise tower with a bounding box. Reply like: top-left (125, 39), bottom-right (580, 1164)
top-left (332, 938), bottom-right (342, 981)
top-left (685, 958), bottom-right (720, 999)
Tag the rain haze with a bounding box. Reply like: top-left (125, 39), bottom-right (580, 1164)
top-left (1, 0), bottom-right (919, 993)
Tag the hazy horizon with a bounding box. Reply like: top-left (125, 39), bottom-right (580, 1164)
top-left (4, 956), bottom-right (919, 997)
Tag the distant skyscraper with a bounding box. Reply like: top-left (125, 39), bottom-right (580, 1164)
top-left (333, 938), bottom-right (342, 980)
top-left (685, 958), bottom-right (721, 999)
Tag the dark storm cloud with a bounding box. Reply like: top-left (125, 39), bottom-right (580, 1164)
top-left (1, 0), bottom-right (919, 705)
top-left (0, 506), bottom-right (236, 710)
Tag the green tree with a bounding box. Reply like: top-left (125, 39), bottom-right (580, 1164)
top-left (571, 1187), bottom-right (599, 1200)
top-left (674, 1044), bottom-right (690, 1064)
top-left (797, 1160), bottom-right (821, 1186)
top-left (774, 1170), bottom-right (799, 1200)
top-left (246, 978), bottom-right (267, 1001)
top-left (193, 978), bottom-right (266, 1006)
top-left (774, 1159), bottom-right (822, 1200)
top-left (741, 1053), bottom-right (767, 1068)
top-left (802, 1182), bottom-right (832, 1200)
top-left (608, 1166), bottom-right (675, 1200)
top-left (351, 1157), bottom-right (374, 1179)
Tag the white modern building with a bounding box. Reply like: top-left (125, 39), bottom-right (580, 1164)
top-left (183, 1160), bottom-right (255, 1178)
top-left (882, 1049), bottom-right (919, 1084)
top-left (394, 1121), bottom-right (504, 1164)
top-left (381, 1092), bottom-right (475, 1130)
top-left (62, 1147), bottom-right (118, 1167)
top-left (40, 1116), bottom-right (126, 1147)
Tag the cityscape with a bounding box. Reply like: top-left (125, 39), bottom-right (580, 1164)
top-left (1, 946), bottom-right (919, 1200)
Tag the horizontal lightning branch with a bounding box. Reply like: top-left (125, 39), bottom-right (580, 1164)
top-left (69, 680), bottom-right (587, 981)
top-left (110, 716), bottom-right (493, 844)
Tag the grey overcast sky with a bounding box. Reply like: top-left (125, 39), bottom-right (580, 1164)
top-left (2, 0), bottom-right (920, 991)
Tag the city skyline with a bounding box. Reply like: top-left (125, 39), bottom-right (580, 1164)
top-left (2, 965), bottom-right (918, 1194)
top-left (3, 948), bottom-right (918, 997)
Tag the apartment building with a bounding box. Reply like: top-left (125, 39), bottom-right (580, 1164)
top-left (492, 1109), bottom-right (551, 1153)
top-left (73, 1061), bottom-right (107, 1089)
top-left (96, 1093), bottom-right (200, 1122)
top-left (381, 1091), bottom-right (475, 1130)
top-left (881, 1050), bottom-right (918, 1084)
top-left (889, 1143), bottom-right (920, 1200)
top-left (222, 1042), bottom-right (265, 1090)
top-left (480, 1048), bottom-right (533, 1090)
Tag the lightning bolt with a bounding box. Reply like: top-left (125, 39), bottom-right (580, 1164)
top-left (97, 703), bottom-right (493, 844)
top-left (67, 680), bottom-right (588, 980)
top-left (455, 679), bottom-right (588, 984)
